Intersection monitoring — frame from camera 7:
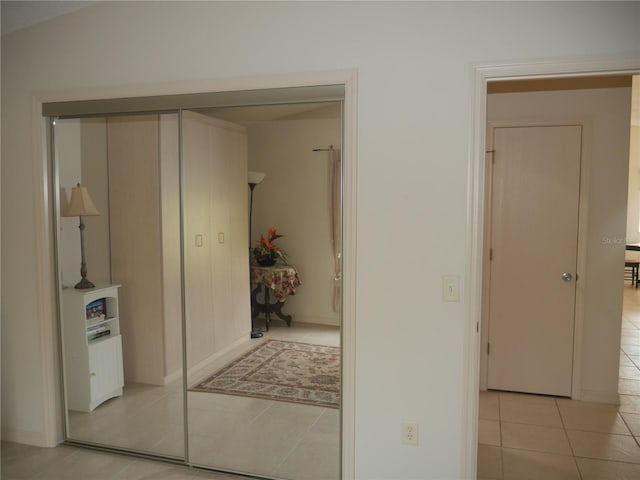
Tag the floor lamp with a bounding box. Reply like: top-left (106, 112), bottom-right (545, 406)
top-left (248, 171), bottom-right (266, 339)
top-left (63, 183), bottom-right (100, 289)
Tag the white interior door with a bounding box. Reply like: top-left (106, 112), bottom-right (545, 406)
top-left (487, 125), bottom-right (582, 397)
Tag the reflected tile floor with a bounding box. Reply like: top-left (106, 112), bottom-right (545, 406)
top-left (478, 285), bottom-right (640, 479)
top-left (5, 323), bottom-right (340, 480)
top-left (0, 441), bottom-right (247, 480)
top-left (187, 323), bottom-right (340, 479)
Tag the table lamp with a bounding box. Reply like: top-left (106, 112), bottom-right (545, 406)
top-left (63, 183), bottom-right (100, 289)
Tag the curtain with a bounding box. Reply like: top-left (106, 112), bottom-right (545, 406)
top-left (330, 148), bottom-right (342, 313)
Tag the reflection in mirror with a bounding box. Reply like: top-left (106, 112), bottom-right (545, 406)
top-left (183, 104), bottom-right (342, 479)
top-left (55, 114), bottom-right (185, 458)
top-left (53, 99), bottom-right (343, 478)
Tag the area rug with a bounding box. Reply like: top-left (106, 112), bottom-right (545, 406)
top-left (189, 340), bottom-right (340, 409)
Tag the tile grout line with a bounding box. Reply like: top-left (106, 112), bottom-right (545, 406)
top-left (622, 347), bottom-right (640, 371)
top-left (480, 288), bottom-right (640, 478)
top-left (269, 415), bottom-right (320, 476)
top-left (620, 295), bottom-right (640, 451)
top-left (618, 387), bottom-right (640, 450)
top-left (617, 290), bottom-right (640, 466)
top-left (498, 393), bottom-right (505, 479)
top-left (555, 398), bottom-right (583, 480)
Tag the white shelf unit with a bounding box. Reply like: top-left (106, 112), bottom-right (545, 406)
top-left (61, 284), bottom-right (124, 413)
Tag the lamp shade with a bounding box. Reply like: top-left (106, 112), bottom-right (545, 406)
top-left (63, 184), bottom-right (99, 217)
top-left (248, 171), bottom-right (266, 185)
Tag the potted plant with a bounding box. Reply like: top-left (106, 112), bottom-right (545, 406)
top-left (253, 227), bottom-right (288, 266)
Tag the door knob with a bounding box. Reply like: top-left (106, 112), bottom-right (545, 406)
top-left (562, 272), bottom-right (573, 282)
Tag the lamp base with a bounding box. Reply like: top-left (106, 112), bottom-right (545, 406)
top-left (250, 330), bottom-right (264, 339)
top-left (75, 277), bottom-right (95, 290)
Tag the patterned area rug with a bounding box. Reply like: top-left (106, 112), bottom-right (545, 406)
top-left (189, 340), bottom-right (340, 409)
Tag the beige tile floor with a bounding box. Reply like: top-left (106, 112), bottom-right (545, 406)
top-left (0, 440), bottom-right (249, 480)
top-left (2, 322), bottom-right (340, 480)
top-left (12, 283), bottom-right (640, 480)
top-left (478, 284), bottom-right (640, 480)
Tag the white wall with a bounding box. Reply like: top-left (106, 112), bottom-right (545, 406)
top-left (108, 115), bottom-right (166, 385)
top-left (1, 2), bottom-right (639, 477)
top-left (182, 111), bottom-right (251, 368)
top-left (56, 118), bottom-right (110, 289)
top-left (248, 115), bottom-right (342, 325)
top-left (80, 118), bottom-right (111, 287)
top-left (55, 119), bottom-right (82, 287)
top-left (627, 77), bottom-right (640, 244)
top-left (159, 114), bottom-right (183, 380)
top-left (484, 87), bottom-right (632, 402)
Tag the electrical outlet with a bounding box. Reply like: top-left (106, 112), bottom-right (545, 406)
top-left (402, 422), bottom-right (419, 446)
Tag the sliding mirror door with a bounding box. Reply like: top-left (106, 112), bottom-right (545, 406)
top-left (49, 86), bottom-right (345, 478)
top-left (54, 114), bottom-right (185, 458)
top-left (183, 103), bottom-right (343, 479)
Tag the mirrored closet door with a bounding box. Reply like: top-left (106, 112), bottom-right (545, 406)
top-left (182, 105), bottom-right (342, 479)
top-left (54, 113), bottom-right (185, 458)
top-left (51, 91), bottom-right (344, 479)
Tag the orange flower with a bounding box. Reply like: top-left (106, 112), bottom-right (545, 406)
top-left (253, 228), bottom-right (288, 265)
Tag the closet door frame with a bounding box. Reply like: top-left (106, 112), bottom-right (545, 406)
top-left (38, 70), bottom-right (357, 480)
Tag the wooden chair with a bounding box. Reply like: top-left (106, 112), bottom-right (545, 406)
top-left (625, 259), bottom-right (639, 287)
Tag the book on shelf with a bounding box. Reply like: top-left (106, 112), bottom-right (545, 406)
top-left (86, 310), bottom-right (105, 320)
top-left (86, 298), bottom-right (106, 320)
top-left (88, 329), bottom-right (111, 341)
top-left (86, 314), bottom-right (107, 326)
top-left (87, 324), bottom-right (109, 335)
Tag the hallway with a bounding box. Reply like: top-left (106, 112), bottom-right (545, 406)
top-left (478, 284), bottom-right (640, 479)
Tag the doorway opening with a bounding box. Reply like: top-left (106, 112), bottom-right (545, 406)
top-left (474, 73), bottom-right (638, 478)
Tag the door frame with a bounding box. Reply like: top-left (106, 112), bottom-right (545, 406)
top-left (31, 69), bottom-right (358, 480)
top-left (481, 121), bottom-right (588, 396)
top-left (463, 55), bottom-right (640, 479)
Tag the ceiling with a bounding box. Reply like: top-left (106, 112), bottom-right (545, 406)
top-left (198, 102), bottom-right (341, 125)
top-left (8, 2), bottom-right (631, 125)
top-left (1, 0), bottom-right (95, 35)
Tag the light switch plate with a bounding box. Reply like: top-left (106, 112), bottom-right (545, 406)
top-left (442, 275), bottom-right (460, 302)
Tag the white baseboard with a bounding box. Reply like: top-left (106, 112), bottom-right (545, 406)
top-left (293, 313), bottom-right (340, 327)
top-left (140, 332), bottom-right (254, 386)
top-left (578, 389), bottom-right (620, 405)
top-left (1, 428), bottom-right (60, 447)
top-left (164, 319), bottom-right (337, 384)
top-left (163, 368), bottom-right (183, 385)
top-left (186, 333), bottom-right (251, 382)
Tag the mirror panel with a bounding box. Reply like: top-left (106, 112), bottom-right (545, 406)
top-left (53, 98), bottom-right (343, 479)
top-left (183, 105), bottom-right (342, 479)
top-left (55, 114), bottom-right (185, 458)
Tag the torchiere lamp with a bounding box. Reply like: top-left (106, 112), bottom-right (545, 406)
top-left (248, 171), bottom-right (266, 338)
top-left (63, 183), bottom-right (100, 289)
